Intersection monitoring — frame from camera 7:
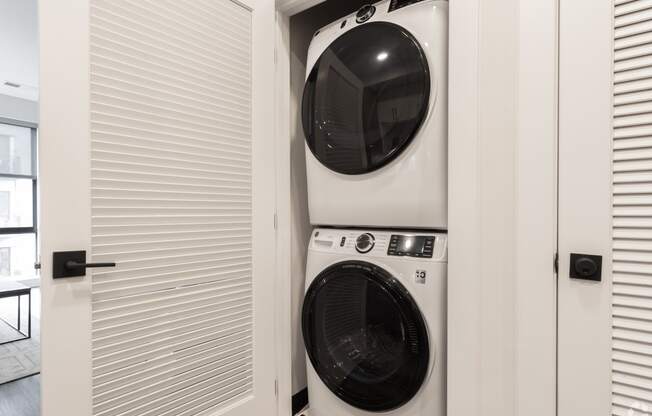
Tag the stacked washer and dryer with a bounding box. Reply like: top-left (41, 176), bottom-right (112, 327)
top-left (299, 1), bottom-right (448, 415)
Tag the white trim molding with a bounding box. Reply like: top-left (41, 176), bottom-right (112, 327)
top-left (448, 0), bottom-right (557, 415)
top-left (274, 8), bottom-right (294, 416)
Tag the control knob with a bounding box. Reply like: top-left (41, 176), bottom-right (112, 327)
top-left (356, 4), bottom-right (376, 23)
top-left (355, 233), bottom-right (375, 253)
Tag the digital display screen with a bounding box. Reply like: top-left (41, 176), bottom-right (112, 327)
top-left (389, 0), bottom-right (426, 13)
top-left (395, 236), bottom-right (428, 254)
top-left (389, 235), bottom-right (435, 258)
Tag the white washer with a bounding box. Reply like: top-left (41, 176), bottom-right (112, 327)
top-left (302, 227), bottom-right (446, 416)
top-left (302, 0), bottom-right (448, 229)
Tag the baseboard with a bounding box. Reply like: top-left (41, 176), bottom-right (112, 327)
top-left (292, 388), bottom-right (308, 415)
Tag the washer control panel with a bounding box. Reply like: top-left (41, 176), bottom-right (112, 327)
top-left (310, 228), bottom-right (447, 261)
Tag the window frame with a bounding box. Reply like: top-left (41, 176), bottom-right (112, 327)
top-left (0, 117), bottom-right (38, 238)
top-left (0, 246), bottom-right (10, 275)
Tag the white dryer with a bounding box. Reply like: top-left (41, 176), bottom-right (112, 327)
top-left (302, 227), bottom-right (446, 416)
top-left (302, 0), bottom-right (448, 229)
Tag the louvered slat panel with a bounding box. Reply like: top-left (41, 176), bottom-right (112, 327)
top-left (612, 2), bottom-right (652, 412)
top-left (89, 1), bottom-right (253, 415)
top-left (94, 334), bottom-right (252, 388)
top-left (616, 0), bottom-right (652, 17)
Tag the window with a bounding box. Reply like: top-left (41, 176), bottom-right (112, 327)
top-left (0, 122), bottom-right (37, 280)
top-left (0, 247), bottom-right (9, 276)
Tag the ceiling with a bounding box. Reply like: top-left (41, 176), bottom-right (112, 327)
top-left (0, 0), bottom-right (38, 101)
top-left (277, 0), bottom-right (326, 16)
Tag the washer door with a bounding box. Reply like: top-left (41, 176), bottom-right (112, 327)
top-left (301, 22), bottom-right (431, 175)
top-left (302, 261), bottom-right (429, 412)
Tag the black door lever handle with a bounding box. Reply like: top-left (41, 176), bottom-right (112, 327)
top-left (53, 250), bottom-right (116, 279)
top-left (65, 261), bottom-right (116, 269)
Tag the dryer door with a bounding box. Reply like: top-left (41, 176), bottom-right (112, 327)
top-left (302, 22), bottom-right (431, 175)
top-left (302, 261), bottom-right (429, 412)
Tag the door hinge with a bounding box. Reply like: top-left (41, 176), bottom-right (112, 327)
top-left (274, 212), bottom-right (278, 230)
top-left (274, 379), bottom-right (278, 397)
top-left (554, 252), bottom-right (559, 274)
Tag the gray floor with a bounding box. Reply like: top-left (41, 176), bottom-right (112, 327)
top-left (0, 289), bottom-right (41, 384)
top-left (0, 284), bottom-right (41, 415)
top-left (0, 374), bottom-right (40, 416)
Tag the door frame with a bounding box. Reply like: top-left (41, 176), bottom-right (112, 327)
top-left (446, 0), bottom-right (558, 415)
top-left (273, 1), bottom-right (559, 416)
top-left (273, 4), bottom-right (293, 416)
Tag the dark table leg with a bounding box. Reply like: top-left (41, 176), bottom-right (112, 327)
top-left (27, 290), bottom-right (31, 339)
top-left (17, 294), bottom-right (21, 333)
top-left (0, 290), bottom-right (32, 344)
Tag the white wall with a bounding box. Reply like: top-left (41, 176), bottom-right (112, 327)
top-left (0, 0), bottom-right (39, 101)
top-left (0, 0), bottom-right (38, 122)
top-left (448, 0), bottom-right (557, 415)
top-left (288, 0), bottom-right (373, 396)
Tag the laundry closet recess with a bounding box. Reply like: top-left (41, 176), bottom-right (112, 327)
top-left (286, 1), bottom-right (448, 414)
top-left (287, 3), bottom-right (372, 408)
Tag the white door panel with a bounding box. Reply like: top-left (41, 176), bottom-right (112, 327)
top-left (558, 0), bottom-right (613, 414)
top-left (40, 1), bottom-right (277, 415)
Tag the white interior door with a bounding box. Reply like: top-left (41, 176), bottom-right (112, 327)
top-left (557, 0), bottom-right (628, 415)
top-left (38, 1), bottom-right (278, 415)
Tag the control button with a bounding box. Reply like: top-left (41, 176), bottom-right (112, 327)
top-left (356, 4), bottom-right (376, 23)
top-left (340, 237), bottom-right (346, 247)
top-left (355, 233), bottom-right (375, 253)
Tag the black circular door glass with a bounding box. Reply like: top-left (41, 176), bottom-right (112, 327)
top-left (302, 261), bottom-right (429, 411)
top-left (302, 22), bottom-right (430, 175)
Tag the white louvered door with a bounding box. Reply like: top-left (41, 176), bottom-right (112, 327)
top-left (557, 0), bottom-right (652, 415)
top-left (39, 1), bottom-right (278, 416)
top-left (612, 1), bottom-right (652, 413)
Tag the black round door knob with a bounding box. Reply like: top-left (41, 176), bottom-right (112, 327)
top-left (574, 257), bottom-right (598, 277)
